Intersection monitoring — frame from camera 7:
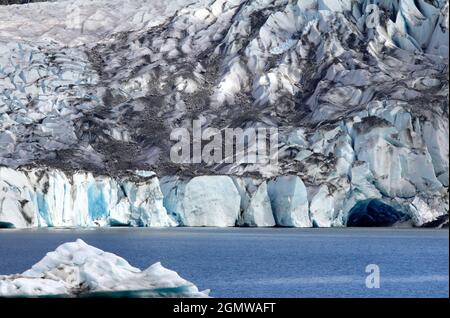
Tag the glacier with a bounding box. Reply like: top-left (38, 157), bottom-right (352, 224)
top-left (0, 0), bottom-right (448, 228)
top-left (0, 166), bottom-right (176, 228)
top-left (1, 165), bottom-right (447, 228)
top-left (161, 175), bottom-right (241, 227)
top-left (267, 176), bottom-right (311, 227)
top-left (234, 178), bottom-right (276, 227)
top-left (0, 239), bottom-right (209, 297)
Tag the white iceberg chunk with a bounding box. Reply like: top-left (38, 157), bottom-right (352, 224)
top-left (0, 239), bottom-right (209, 298)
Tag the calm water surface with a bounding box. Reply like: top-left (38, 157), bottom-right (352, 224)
top-left (0, 228), bottom-right (448, 297)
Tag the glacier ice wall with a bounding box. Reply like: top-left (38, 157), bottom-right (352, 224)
top-left (0, 167), bottom-right (176, 228)
top-left (0, 0), bottom-right (448, 172)
top-left (161, 175), bottom-right (241, 227)
top-left (0, 163), bottom-right (448, 228)
top-left (233, 178), bottom-right (276, 227)
top-left (0, 0), bottom-right (448, 228)
top-left (0, 239), bottom-right (209, 297)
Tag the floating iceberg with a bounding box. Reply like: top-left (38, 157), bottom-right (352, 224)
top-left (0, 239), bottom-right (209, 298)
top-left (0, 166), bottom-right (176, 228)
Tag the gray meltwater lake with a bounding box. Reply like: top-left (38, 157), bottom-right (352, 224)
top-left (0, 228), bottom-right (448, 297)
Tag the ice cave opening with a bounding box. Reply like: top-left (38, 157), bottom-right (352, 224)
top-left (346, 199), bottom-right (410, 227)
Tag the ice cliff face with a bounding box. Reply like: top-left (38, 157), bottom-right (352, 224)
top-left (0, 239), bottom-right (209, 297)
top-left (0, 0), bottom-right (448, 228)
top-left (0, 166), bottom-right (175, 228)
